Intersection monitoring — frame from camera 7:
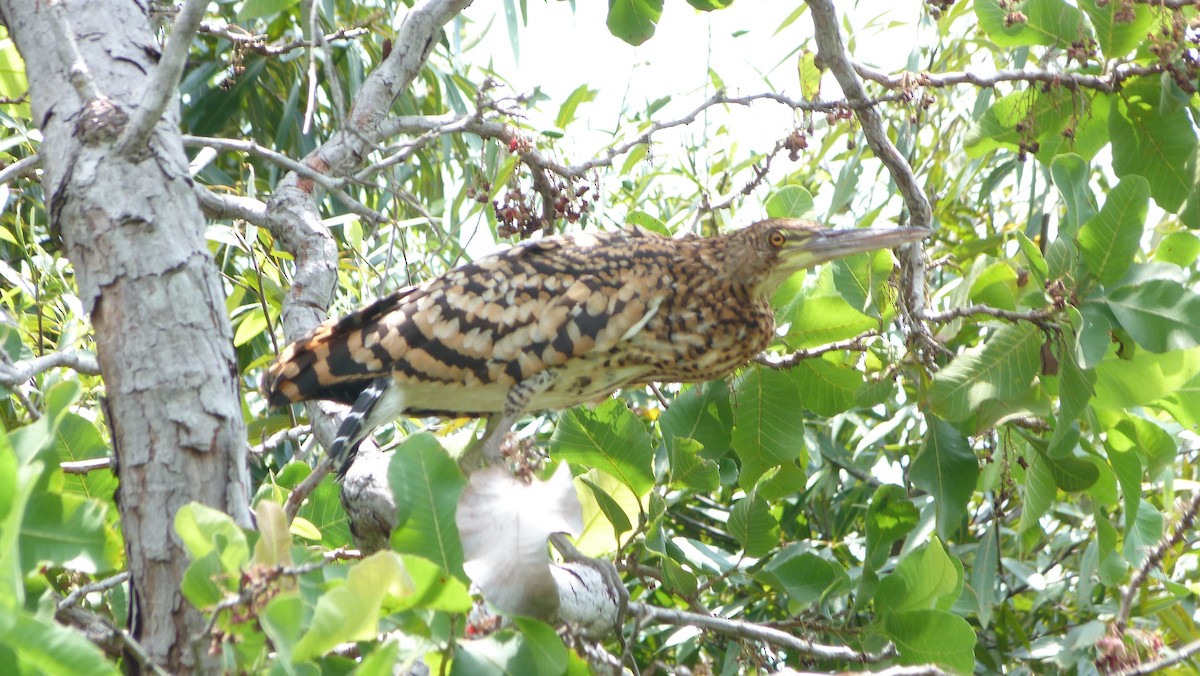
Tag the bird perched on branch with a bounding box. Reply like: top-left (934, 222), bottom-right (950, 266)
top-left (264, 219), bottom-right (927, 476)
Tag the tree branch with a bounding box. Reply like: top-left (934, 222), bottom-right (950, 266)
top-left (194, 185), bottom-right (269, 226)
top-left (631, 602), bottom-right (897, 663)
top-left (854, 61), bottom-right (1167, 95)
top-left (115, 0), bottom-right (207, 156)
top-left (197, 21), bottom-right (369, 57)
top-left (57, 571), bottom-right (130, 610)
top-left (0, 153), bottom-right (41, 185)
top-left (922, 304), bottom-right (1061, 329)
top-left (1116, 489), bottom-right (1200, 633)
top-left (1111, 639), bottom-right (1200, 676)
top-left (61, 457), bottom-right (114, 474)
top-left (0, 349), bottom-right (101, 386)
top-left (754, 332), bottom-right (879, 369)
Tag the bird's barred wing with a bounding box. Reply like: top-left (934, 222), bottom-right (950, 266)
top-left (263, 229), bottom-right (673, 412)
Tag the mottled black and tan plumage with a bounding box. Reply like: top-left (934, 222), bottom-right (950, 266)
top-left (264, 219), bottom-right (927, 476)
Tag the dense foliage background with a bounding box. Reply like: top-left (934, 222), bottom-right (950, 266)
top-left (1, 0), bottom-right (1199, 673)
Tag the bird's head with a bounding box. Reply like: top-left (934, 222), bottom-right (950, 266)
top-left (727, 218), bottom-right (930, 296)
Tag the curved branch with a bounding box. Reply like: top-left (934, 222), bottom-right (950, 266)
top-left (631, 602), bottom-right (897, 663)
top-left (0, 153), bottom-right (41, 185)
top-left (0, 349), bottom-right (100, 386)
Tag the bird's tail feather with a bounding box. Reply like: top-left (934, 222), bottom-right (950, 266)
top-left (331, 376), bottom-right (393, 478)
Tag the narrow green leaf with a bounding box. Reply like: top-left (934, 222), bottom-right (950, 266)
top-left (1123, 501), bottom-right (1162, 567)
top-left (731, 369), bottom-right (805, 487)
top-left (1106, 279), bottom-right (1200, 352)
top-left (1019, 452), bottom-right (1056, 532)
top-left (928, 323), bottom-right (1042, 422)
top-left (797, 50), bottom-right (820, 100)
top-left (1016, 231), bottom-right (1049, 282)
top-left (910, 419), bottom-right (978, 540)
top-left (387, 433), bottom-right (467, 577)
top-left (972, 521), bottom-right (1000, 629)
top-left (1049, 153), bottom-right (1096, 235)
top-left (727, 492), bottom-right (779, 558)
top-left (1078, 176), bottom-right (1150, 285)
top-left (606, 0), bottom-right (663, 46)
top-left (883, 609), bottom-right (977, 673)
top-left (550, 399), bottom-right (654, 496)
top-left (1110, 81), bottom-right (1199, 213)
top-left (555, 85), bottom-right (597, 130)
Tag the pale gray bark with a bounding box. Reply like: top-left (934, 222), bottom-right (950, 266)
top-left (0, 0), bottom-right (251, 671)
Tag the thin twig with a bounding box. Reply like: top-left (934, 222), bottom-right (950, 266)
top-left (57, 571), bottom-right (130, 610)
top-left (116, 0), bottom-right (208, 155)
top-left (921, 304), bottom-right (1061, 328)
top-left (0, 349), bottom-right (100, 386)
top-left (631, 602), bottom-right (897, 663)
top-left (855, 61), bottom-right (1167, 96)
top-left (0, 153), bottom-right (42, 185)
top-left (61, 457), bottom-right (114, 474)
top-left (198, 22), bottom-right (369, 56)
top-left (1110, 639), bottom-right (1200, 676)
top-left (250, 424), bottom-right (311, 457)
top-left (754, 332), bottom-right (879, 369)
top-left (1116, 489), bottom-right (1200, 633)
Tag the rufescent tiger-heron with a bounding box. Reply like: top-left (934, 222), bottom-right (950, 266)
top-left (263, 218), bottom-right (928, 475)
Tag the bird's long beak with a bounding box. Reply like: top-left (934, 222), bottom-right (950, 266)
top-left (783, 225), bottom-right (930, 268)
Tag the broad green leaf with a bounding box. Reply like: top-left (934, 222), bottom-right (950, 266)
top-left (731, 369), bottom-right (806, 487)
top-left (864, 484), bottom-right (920, 571)
top-left (883, 609), bottom-right (977, 673)
top-left (626, 210), bottom-right (669, 236)
top-left (550, 399), bottom-right (654, 496)
top-left (1079, 0), bottom-right (1155, 59)
top-left (1078, 176), bottom-right (1150, 285)
top-left (790, 356), bottom-right (861, 416)
top-left (1123, 501), bottom-right (1162, 568)
top-left (293, 551), bottom-right (414, 662)
top-left (251, 500), bottom-right (292, 568)
top-left (928, 323), bottom-right (1042, 422)
top-left (667, 437), bottom-right (720, 493)
top-left (685, 0), bottom-right (733, 9)
top-left (727, 492), bottom-right (779, 558)
top-left (779, 267), bottom-right (881, 347)
top-left (1110, 81), bottom-right (1199, 213)
top-left (233, 306), bottom-right (267, 346)
top-left (1106, 279), bottom-right (1200, 352)
top-left (388, 433), bottom-right (467, 577)
top-left (451, 628), bottom-right (559, 676)
top-left (1104, 429), bottom-right (1143, 521)
top-left (1093, 347), bottom-right (1200, 411)
top-left (1049, 154), bottom-right (1096, 235)
top-left (876, 539), bottom-right (961, 613)
top-left (512, 618), bottom-right (568, 676)
top-left (174, 502), bottom-right (250, 573)
top-left (396, 554), bottom-right (472, 613)
top-left (910, 419), bottom-right (978, 540)
top-left (606, 0), bottom-right (663, 46)
top-left (21, 493), bottom-right (112, 574)
top-left (1045, 454), bottom-right (1099, 492)
top-left (237, 0), bottom-right (299, 21)
top-left (967, 261), bottom-right (1019, 311)
top-left (52, 413), bottom-right (115, 504)
top-left (260, 593), bottom-right (304, 665)
top-left (1155, 231), bottom-right (1200, 267)
top-left (757, 549), bottom-right (845, 605)
top-left (974, 0), bottom-right (1083, 47)
top-left (965, 87), bottom-right (1106, 162)
top-left (0, 608), bottom-right (118, 675)
top-left (765, 185), bottom-right (814, 219)
top-left (832, 249), bottom-right (893, 319)
top-left (660, 381), bottom-right (732, 461)
top-left (574, 470), bottom-right (640, 555)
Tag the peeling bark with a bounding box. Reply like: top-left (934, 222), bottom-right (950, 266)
top-left (1, 0), bottom-right (251, 671)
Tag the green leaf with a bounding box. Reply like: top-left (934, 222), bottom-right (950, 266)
top-left (864, 484), bottom-right (920, 571)
top-left (555, 85), bottom-right (597, 130)
top-left (512, 618), bottom-right (568, 676)
top-left (967, 261), bottom-right (1019, 311)
top-left (757, 549), bottom-right (845, 605)
top-left (876, 538), bottom-right (961, 613)
top-left (731, 369), bottom-right (806, 487)
top-left (1093, 347), bottom-right (1200, 411)
top-left (1020, 452), bottom-right (1057, 532)
top-left (789, 357), bottom-right (861, 416)
top-left (260, 593), bottom-right (304, 665)
top-left (21, 493), bottom-right (112, 574)
top-left (550, 399), bottom-right (654, 496)
top-left (1124, 501), bottom-right (1162, 567)
top-left (972, 521), bottom-right (1001, 629)
top-left (928, 323), bottom-right (1042, 422)
top-left (965, 88), bottom-right (1106, 162)
top-left (797, 50), bottom-right (821, 100)
top-left (1110, 81), bottom-right (1199, 213)
top-left (765, 185), bottom-right (814, 219)
top-left (1105, 279), bottom-right (1200, 353)
top-left (387, 434), bottom-right (467, 577)
top-left (1079, 0), bottom-right (1155, 59)
top-left (832, 248), bottom-right (893, 319)
top-left (974, 0), bottom-right (1083, 48)
top-left (1016, 231), bottom-right (1049, 282)
top-left (685, 0), bottom-right (733, 9)
top-left (626, 210), bottom-right (669, 236)
top-left (174, 502), bottom-right (250, 573)
top-left (1045, 454), bottom-right (1099, 492)
top-left (910, 418), bottom-right (978, 540)
top-left (778, 267), bottom-right (881, 347)
top-left (0, 607), bottom-right (118, 675)
top-left (1049, 153), bottom-right (1096, 236)
top-left (660, 381), bottom-right (732, 461)
top-left (667, 437), bottom-right (720, 493)
top-left (883, 609), bottom-right (977, 673)
top-left (1155, 231), bottom-right (1200, 268)
top-left (293, 551), bottom-right (414, 662)
top-left (606, 0), bottom-right (663, 46)
top-left (452, 627), bottom-right (563, 676)
top-left (1078, 176), bottom-right (1150, 285)
top-left (727, 492), bottom-right (779, 558)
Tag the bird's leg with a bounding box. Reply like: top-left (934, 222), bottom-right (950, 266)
top-left (460, 369), bottom-right (558, 472)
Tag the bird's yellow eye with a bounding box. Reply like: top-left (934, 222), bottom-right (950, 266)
top-left (768, 230), bottom-right (787, 248)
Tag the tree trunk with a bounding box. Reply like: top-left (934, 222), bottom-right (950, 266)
top-left (1, 1), bottom-right (252, 672)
